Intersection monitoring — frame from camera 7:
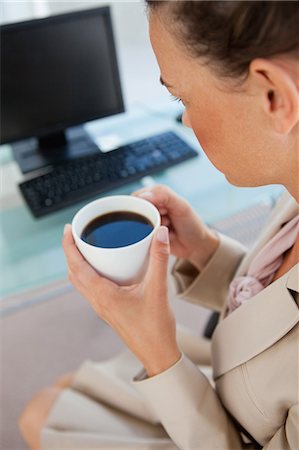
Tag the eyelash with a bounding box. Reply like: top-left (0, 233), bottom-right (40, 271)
top-left (169, 94), bottom-right (183, 104)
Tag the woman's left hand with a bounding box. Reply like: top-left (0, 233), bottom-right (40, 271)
top-left (62, 224), bottom-right (181, 377)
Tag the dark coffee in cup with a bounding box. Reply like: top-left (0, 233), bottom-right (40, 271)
top-left (81, 211), bottom-right (154, 248)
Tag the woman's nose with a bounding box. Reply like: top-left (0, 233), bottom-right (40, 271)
top-left (182, 109), bottom-right (191, 128)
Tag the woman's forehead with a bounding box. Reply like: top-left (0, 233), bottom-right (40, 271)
top-left (149, 15), bottom-right (219, 94)
top-left (149, 17), bottom-right (195, 86)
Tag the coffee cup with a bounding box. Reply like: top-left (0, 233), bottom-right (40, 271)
top-left (71, 195), bottom-right (161, 285)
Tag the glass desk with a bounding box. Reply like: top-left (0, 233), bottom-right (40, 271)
top-left (0, 105), bottom-right (283, 305)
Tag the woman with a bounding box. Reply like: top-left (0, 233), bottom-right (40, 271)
top-left (19, 1), bottom-right (298, 449)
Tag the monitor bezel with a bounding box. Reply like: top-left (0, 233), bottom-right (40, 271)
top-left (0, 6), bottom-right (125, 145)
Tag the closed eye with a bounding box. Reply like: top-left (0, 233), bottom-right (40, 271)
top-left (169, 93), bottom-right (182, 103)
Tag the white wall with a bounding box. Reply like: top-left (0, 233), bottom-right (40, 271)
top-left (0, 0), bottom-right (169, 109)
top-left (0, 0), bottom-right (34, 23)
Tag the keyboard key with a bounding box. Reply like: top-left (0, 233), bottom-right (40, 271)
top-left (19, 131), bottom-right (198, 217)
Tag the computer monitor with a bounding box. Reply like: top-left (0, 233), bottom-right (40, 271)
top-left (0, 6), bottom-right (125, 173)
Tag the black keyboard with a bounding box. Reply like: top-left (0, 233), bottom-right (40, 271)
top-left (19, 131), bottom-right (198, 217)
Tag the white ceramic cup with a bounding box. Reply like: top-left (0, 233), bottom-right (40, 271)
top-left (71, 195), bottom-right (161, 285)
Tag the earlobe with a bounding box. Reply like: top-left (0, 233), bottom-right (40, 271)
top-left (250, 58), bottom-right (299, 135)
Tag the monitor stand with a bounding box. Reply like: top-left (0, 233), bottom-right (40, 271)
top-left (12, 126), bottom-right (100, 174)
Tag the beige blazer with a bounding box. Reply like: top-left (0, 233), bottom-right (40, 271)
top-left (134, 190), bottom-right (298, 449)
top-left (42, 191), bottom-right (298, 450)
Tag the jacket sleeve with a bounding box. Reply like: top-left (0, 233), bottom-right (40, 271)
top-left (133, 354), bottom-right (243, 449)
top-left (262, 403), bottom-right (299, 450)
top-left (171, 233), bottom-right (246, 312)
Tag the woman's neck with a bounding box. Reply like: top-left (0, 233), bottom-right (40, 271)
top-left (283, 143), bottom-right (299, 203)
top-left (289, 187), bottom-right (299, 204)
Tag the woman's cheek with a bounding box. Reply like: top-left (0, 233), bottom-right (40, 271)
top-left (190, 108), bottom-right (232, 172)
top-left (191, 120), bottom-right (218, 161)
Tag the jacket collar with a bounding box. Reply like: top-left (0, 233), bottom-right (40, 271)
top-left (211, 264), bottom-right (299, 379)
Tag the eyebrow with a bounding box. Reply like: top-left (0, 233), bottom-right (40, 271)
top-left (159, 76), bottom-right (174, 89)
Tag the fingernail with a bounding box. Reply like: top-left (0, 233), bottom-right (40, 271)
top-left (64, 224), bottom-right (70, 235)
top-left (139, 191), bottom-right (153, 198)
top-left (157, 226), bottom-right (169, 244)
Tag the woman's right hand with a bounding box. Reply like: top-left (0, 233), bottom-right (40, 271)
top-left (133, 185), bottom-right (219, 271)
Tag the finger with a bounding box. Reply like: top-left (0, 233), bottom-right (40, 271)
top-left (132, 187), bottom-right (166, 214)
top-left (169, 231), bottom-right (176, 242)
top-left (62, 225), bottom-right (96, 283)
top-left (62, 225), bottom-right (115, 294)
top-left (145, 226), bottom-right (170, 297)
top-left (67, 267), bottom-right (87, 292)
top-left (160, 208), bottom-right (168, 215)
top-left (132, 186), bottom-right (155, 197)
top-left (161, 216), bottom-right (171, 227)
top-left (133, 185), bottom-right (189, 216)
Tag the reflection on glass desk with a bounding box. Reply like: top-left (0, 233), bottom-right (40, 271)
top-left (0, 105), bottom-right (283, 300)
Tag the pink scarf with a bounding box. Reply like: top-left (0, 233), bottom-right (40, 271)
top-left (228, 214), bottom-right (299, 313)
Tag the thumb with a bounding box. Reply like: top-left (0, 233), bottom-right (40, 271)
top-left (145, 226), bottom-right (170, 292)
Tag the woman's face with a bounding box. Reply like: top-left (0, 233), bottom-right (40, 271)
top-left (149, 14), bottom-right (289, 188)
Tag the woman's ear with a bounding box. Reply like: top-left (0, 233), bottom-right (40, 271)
top-left (249, 58), bottom-right (299, 134)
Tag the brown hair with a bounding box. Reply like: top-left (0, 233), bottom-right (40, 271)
top-left (146, 1), bottom-right (299, 79)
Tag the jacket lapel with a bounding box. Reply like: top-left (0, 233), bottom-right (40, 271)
top-left (212, 264), bottom-right (299, 379)
top-left (220, 191), bottom-right (299, 321)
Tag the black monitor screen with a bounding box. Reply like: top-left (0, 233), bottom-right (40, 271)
top-left (0, 7), bottom-right (124, 144)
